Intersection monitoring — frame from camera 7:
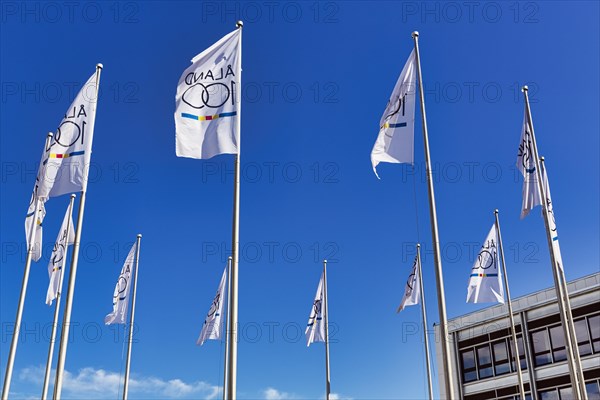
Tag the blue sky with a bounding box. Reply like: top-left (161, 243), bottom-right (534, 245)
top-left (1, 1), bottom-right (599, 399)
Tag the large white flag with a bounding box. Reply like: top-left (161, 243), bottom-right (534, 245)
top-left (36, 71), bottom-right (99, 200)
top-left (105, 243), bottom-right (137, 325)
top-left (305, 272), bottom-right (326, 346)
top-left (397, 255), bottom-right (421, 312)
top-left (175, 29), bottom-right (240, 159)
top-left (466, 225), bottom-right (504, 304)
top-left (197, 267), bottom-right (227, 346)
top-left (517, 106), bottom-right (541, 219)
top-left (371, 49), bottom-right (417, 178)
top-left (46, 203), bottom-right (75, 305)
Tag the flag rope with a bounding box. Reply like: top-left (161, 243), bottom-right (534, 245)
top-left (411, 165), bottom-right (421, 243)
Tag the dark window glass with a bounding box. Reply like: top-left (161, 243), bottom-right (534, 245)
top-left (589, 315), bottom-right (600, 353)
top-left (493, 340), bottom-right (510, 375)
top-left (558, 386), bottom-right (573, 400)
top-left (509, 335), bottom-right (528, 370)
top-left (587, 381), bottom-right (600, 400)
top-left (532, 329), bottom-right (552, 366)
top-left (539, 389), bottom-right (559, 400)
top-left (461, 348), bottom-right (477, 383)
top-left (476, 345), bottom-right (493, 379)
top-left (549, 325), bottom-right (567, 362)
top-left (574, 318), bottom-right (592, 356)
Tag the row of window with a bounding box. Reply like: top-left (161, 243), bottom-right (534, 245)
top-left (539, 379), bottom-right (600, 400)
top-left (459, 313), bottom-right (600, 384)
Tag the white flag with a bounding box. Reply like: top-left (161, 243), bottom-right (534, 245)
top-left (466, 225), bottom-right (504, 304)
top-left (305, 272), bottom-right (326, 346)
top-left (46, 203), bottom-right (75, 305)
top-left (24, 194), bottom-right (46, 262)
top-left (37, 71), bottom-right (99, 199)
top-left (197, 267), bottom-right (227, 346)
top-left (371, 49), bottom-right (417, 178)
top-left (175, 29), bottom-right (240, 159)
top-left (397, 255), bottom-right (421, 312)
top-left (541, 163), bottom-right (565, 271)
top-left (105, 243), bottom-right (137, 325)
top-left (517, 106), bottom-right (541, 219)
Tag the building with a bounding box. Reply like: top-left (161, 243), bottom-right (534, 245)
top-left (435, 272), bottom-right (600, 399)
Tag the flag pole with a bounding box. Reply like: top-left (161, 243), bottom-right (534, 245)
top-left (323, 260), bottom-right (331, 400)
top-left (226, 21), bottom-right (243, 400)
top-left (540, 157), bottom-right (588, 398)
top-left (411, 31), bottom-right (454, 399)
top-left (223, 256), bottom-right (232, 400)
top-left (494, 210), bottom-right (526, 400)
top-left (416, 245), bottom-right (434, 400)
top-left (2, 133), bottom-right (52, 400)
top-left (53, 63), bottom-right (103, 399)
top-left (522, 87), bottom-right (586, 399)
top-left (41, 194), bottom-right (76, 400)
top-left (122, 234), bottom-right (142, 400)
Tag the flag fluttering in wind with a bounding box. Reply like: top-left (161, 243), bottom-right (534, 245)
top-left (370, 49), bottom-right (417, 178)
top-left (105, 243), bottom-right (137, 325)
top-left (305, 271), bottom-right (326, 346)
top-left (517, 106), bottom-right (541, 219)
top-left (175, 29), bottom-right (241, 159)
top-left (36, 73), bottom-right (99, 199)
top-left (197, 267), bottom-right (227, 346)
top-left (397, 255), bottom-right (421, 312)
top-left (541, 162), bottom-right (565, 271)
top-left (24, 194), bottom-right (46, 262)
top-left (466, 225), bottom-right (504, 304)
top-left (46, 203), bottom-right (75, 305)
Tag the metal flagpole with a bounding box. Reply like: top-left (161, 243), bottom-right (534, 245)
top-left (41, 194), bottom-right (76, 400)
top-left (53, 63), bottom-right (103, 399)
top-left (226, 21), bottom-right (243, 400)
top-left (540, 157), bottom-right (588, 398)
top-left (223, 256), bottom-right (232, 400)
top-left (416, 245), bottom-right (434, 400)
top-left (2, 133), bottom-right (52, 400)
top-left (522, 87), bottom-right (586, 399)
top-left (494, 210), bottom-right (526, 400)
top-left (323, 260), bottom-right (331, 400)
top-left (411, 31), bottom-right (454, 399)
top-left (122, 234), bottom-right (142, 400)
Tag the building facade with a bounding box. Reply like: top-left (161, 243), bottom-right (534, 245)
top-left (435, 272), bottom-right (600, 400)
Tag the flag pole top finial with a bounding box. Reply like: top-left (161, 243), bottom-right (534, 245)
top-left (522, 85), bottom-right (528, 92)
top-left (236, 20), bottom-right (243, 28)
top-left (540, 156), bottom-right (545, 161)
top-left (137, 234), bottom-right (142, 238)
top-left (323, 259), bottom-right (328, 264)
top-left (70, 194), bottom-right (76, 199)
top-left (228, 256), bottom-right (233, 261)
top-left (416, 243), bottom-right (420, 248)
top-left (47, 132), bottom-right (53, 137)
top-left (494, 209), bottom-right (499, 214)
top-left (412, 31), bottom-right (419, 38)
top-left (96, 63), bottom-right (103, 69)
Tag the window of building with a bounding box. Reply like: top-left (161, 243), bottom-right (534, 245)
top-left (493, 340), bottom-right (510, 375)
top-left (531, 329), bottom-right (552, 366)
top-left (508, 335), bottom-right (527, 370)
top-left (461, 348), bottom-right (477, 383)
top-left (558, 386), bottom-right (573, 400)
top-left (589, 314), bottom-right (600, 353)
top-left (549, 325), bottom-right (567, 362)
top-left (539, 389), bottom-right (559, 400)
top-left (587, 380), bottom-right (600, 400)
top-left (476, 344), bottom-right (493, 379)
top-left (574, 317), bottom-right (592, 356)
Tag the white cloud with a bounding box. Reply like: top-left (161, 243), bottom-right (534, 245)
top-left (17, 365), bottom-right (220, 399)
top-left (264, 387), bottom-right (294, 400)
top-left (330, 393), bottom-right (353, 400)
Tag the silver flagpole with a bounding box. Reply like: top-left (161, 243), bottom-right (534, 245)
top-left (494, 210), bottom-right (526, 400)
top-left (540, 157), bottom-right (588, 398)
top-left (323, 260), bottom-right (331, 400)
top-left (223, 256), bottom-right (232, 400)
top-left (226, 21), bottom-right (243, 400)
top-left (122, 234), bottom-right (142, 400)
top-left (2, 133), bottom-right (52, 400)
top-left (416, 245), bottom-right (434, 400)
top-left (411, 31), bottom-right (454, 399)
top-left (522, 87), bottom-right (586, 399)
top-left (41, 194), bottom-right (76, 400)
top-left (53, 63), bottom-right (103, 399)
